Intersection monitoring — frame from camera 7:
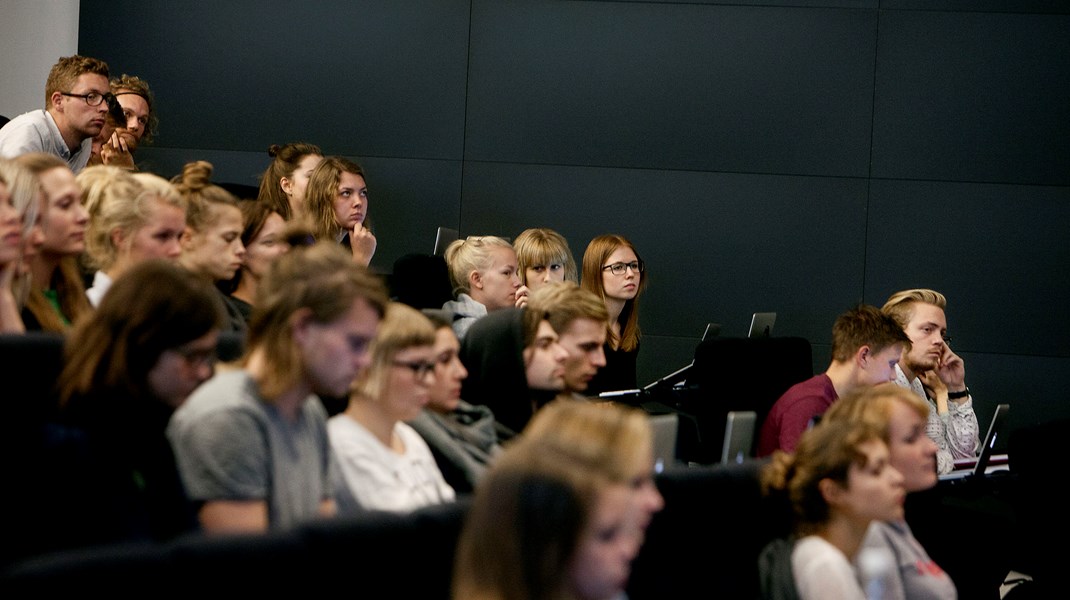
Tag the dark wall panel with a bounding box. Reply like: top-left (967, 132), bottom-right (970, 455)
top-left (466, 1), bottom-right (877, 176)
top-left (872, 10), bottom-right (1070, 185)
top-left (460, 161), bottom-right (869, 345)
top-left (80, 0), bottom-right (470, 159)
top-left (864, 179), bottom-right (1070, 358)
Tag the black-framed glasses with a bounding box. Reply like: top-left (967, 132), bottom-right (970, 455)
top-left (393, 359), bottom-right (436, 380)
top-left (60, 91), bottom-right (113, 107)
top-left (602, 260), bottom-right (644, 276)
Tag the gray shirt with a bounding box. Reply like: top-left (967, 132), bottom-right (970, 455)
top-left (167, 370), bottom-right (332, 530)
top-left (860, 520), bottom-right (958, 600)
top-left (0, 109), bottom-right (92, 172)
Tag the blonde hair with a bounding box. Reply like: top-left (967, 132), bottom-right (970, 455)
top-left (245, 242), bottom-right (388, 399)
top-left (0, 158), bottom-right (41, 240)
top-left (528, 281), bottom-right (609, 336)
top-left (80, 166), bottom-right (185, 270)
top-left (351, 302), bottom-right (436, 401)
top-left (513, 228), bottom-right (578, 285)
top-left (881, 289), bottom-right (947, 330)
top-left (170, 160), bottom-right (239, 232)
top-left (444, 235), bottom-right (514, 296)
top-left (821, 383), bottom-right (931, 445)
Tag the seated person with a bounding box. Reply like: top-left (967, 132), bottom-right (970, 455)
top-left (580, 234), bottom-right (646, 394)
top-left (758, 304), bottom-right (909, 456)
top-left (513, 227), bottom-right (578, 292)
top-left (168, 242), bottom-right (387, 533)
top-left (881, 289), bottom-right (979, 475)
top-left (225, 200), bottom-right (287, 322)
top-left (80, 166), bottom-right (186, 306)
top-left (256, 142), bottom-right (323, 221)
top-left (407, 308), bottom-right (505, 495)
top-left (442, 235), bottom-right (524, 340)
top-left (172, 160), bottom-right (248, 334)
top-left (458, 305), bottom-right (568, 435)
top-left (0, 158), bottom-right (40, 333)
top-left (527, 281), bottom-right (608, 399)
top-left (759, 418), bottom-right (906, 600)
top-left (303, 156), bottom-right (376, 266)
top-left (328, 302), bottom-right (456, 513)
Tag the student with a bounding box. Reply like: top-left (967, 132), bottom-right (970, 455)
top-left (527, 282), bottom-right (609, 398)
top-left (304, 156), bottom-right (376, 265)
top-left (443, 235), bottom-right (523, 340)
top-left (172, 160), bottom-right (247, 334)
top-left (822, 384), bottom-right (958, 600)
top-left (881, 289), bottom-right (979, 475)
top-left (227, 200), bottom-right (288, 321)
top-left (0, 158), bottom-right (41, 333)
top-left (758, 304), bottom-right (910, 456)
top-left (84, 74), bottom-right (157, 170)
top-left (459, 305), bottom-right (569, 435)
top-left (453, 426), bottom-right (646, 600)
top-left (407, 308), bottom-right (505, 495)
top-left (167, 242), bottom-right (387, 533)
top-left (80, 166), bottom-right (186, 306)
top-left (328, 302), bottom-right (455, 513)
top-left (15, 153), bottom-right (92, 332)
top-left (256, 142), bottom-right (323, 221)
top-left (581, 234), bottom-right (646, 395)
top-left (759, 418), bottom-right (906, 600)
top-left (50, 260), bottom-right (224, 549)
top-left (513, 227), bottom-right (578, 292)
top-left (0, 55), bottom-right (111, 173)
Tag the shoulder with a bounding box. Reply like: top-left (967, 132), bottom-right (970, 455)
top-left (169, 372), bottom-right (267, 434)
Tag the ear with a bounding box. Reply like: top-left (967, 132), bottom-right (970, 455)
top-left (855, 345), bottom-right (871, 368)
top-left (818, 477), bottom-right (847, 507)
top-left (49, 91), bottom-right (65, 112)
top-left (179, 226), bottom-right (196, 249)
top-left (469, 269), bottom-right (483, 291)
top-left (280, 176), bottom-right (294, 197)
top-left (289, 307), bottom-right (314, 347)
top-left (110, 227), bottom-right (127, 251)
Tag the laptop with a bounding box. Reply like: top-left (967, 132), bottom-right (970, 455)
top-left (639, 322), bottom-right (722, 393)
top-left (939, 403), bottom-right (1010, 482)
top-left (748, 312), bottom-right (776, 338)
top-left (432, 227), bottom-right (459, 256)
top-left (648, 413), bottom-right (679, 472)
top-left (721, 411), bottom-right (757, 464)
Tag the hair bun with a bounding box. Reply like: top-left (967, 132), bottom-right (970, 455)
top-left (179, 160), bottom-right (214, 191)
top-left (267, 144), bottom-right (281, 157)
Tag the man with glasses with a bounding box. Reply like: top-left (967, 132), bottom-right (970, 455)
top-left (882, 288), bottom-right (979, 474)
top-left (0, 55), bottom-right (111, 173)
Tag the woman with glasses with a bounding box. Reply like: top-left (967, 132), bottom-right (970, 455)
top-left (46, 259), bottom-right (224, 551)
top-left (581, 234), bottom-right (647, 395)
top-left (328, 301), bottom-right (456, 514)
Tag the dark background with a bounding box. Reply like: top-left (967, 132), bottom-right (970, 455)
top-left (80, 0), bottom-right (1070, 438)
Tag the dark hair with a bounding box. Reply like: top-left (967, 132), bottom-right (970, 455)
top-left (58, 260), bottom-right (224, 404)
top-left (830, 304), bottom-right (911, 362)
top-left (257, 143), bottom-right (323, 220)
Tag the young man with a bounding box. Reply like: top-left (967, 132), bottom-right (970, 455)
top-left (0, 56), bottom-right (110, 173)
top-left (882, 289), bottom-right (979, 475)
top-left (167, 242), bottom-right (387, 532)
top-left (459, 305), bottom-right (569, 435)
top-left (757, 304), bottom-right (910, 456)
top-left (88, 74), bottom-right (158, 169)
top-left (527, 281), bottom-right (609, 397)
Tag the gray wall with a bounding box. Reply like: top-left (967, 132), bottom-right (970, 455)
top-left (78, 0), bottom-right (1070, 437)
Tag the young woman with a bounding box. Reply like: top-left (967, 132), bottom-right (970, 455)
top-left (514, 227), bottom-right (578, 292)
top-left (0, 158), bottom-right (41, 333)
top-left (256, 142), bottom-right (322, 221)
top-left (328, 302), bottom-right (455, 513)
top-left (407, 308), bottom-right (505, 494)
top-left (822, 383), bottom-right (958, 599)
top-left (453, 406), bottom-right (650, 600)
top-left (304, 156), bottom-right (376, 266)
top-left (172, 160), bottom-right (247, 333)
top-left (168, 242), bottom-right (388, 533)
top-left (50, 259), bottom-right (224, 550)
top-left (759, 418), bottom-right (906, 600)
top-left (442, 235), bottom-right (523, 340)
top-left (227, 199), bottom-right (288, 321)
top-left (15, 153), bottom-right (92, 332)
top-left (581, 234), bottom-right (646, 394)
top-left (81, 166), bottom-right (186, 305)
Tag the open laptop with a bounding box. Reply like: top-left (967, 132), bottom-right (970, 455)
top-left (432, 227), bottom-right (459, 256)
top-left (638, 322), bottom-right (721, 394)
top-left (648, 413), bottom-right (679, 472)
top-left (721, 411), bottom-right (757, 464)
top-left (748, 312), bottom-right (776, 338)
top-left (939, 403), bottom-right (1010, 482)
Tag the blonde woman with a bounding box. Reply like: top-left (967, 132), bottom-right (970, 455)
top-left (442, 235), bottom-right (523, 340)
top-left (0, 158), bottom-right (41, 333)
top-left (80, 165), bottom-right (186, 305)
top-left (513, 227), bottom-right (578, 292)
top-left (328, 302), bottom-right (455, 513)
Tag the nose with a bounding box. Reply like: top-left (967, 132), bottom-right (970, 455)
top-left (553, 342), bottom-right (568, 363)
top-left (593, 347), bottom-right (607, 368)
top-left (234, 240), bottom-right (246, 258)
top-left (165, 238), bottom-right (182, 258)
top-left (453, 358), bottom-right (468, 381)
top-left (75, 203), bottom-right (89, 224)
top-left (126, 115), bottom-right (141, 132)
